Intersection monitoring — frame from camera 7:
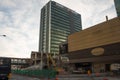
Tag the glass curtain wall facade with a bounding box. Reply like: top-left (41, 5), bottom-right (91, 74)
top-left (39, 1), bottom-right (82, 55)
top-left (114, 0), bottom-right (120, 17)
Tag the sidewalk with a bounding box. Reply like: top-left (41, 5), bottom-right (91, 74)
top-left (56, 73), bottom-right (120, 80)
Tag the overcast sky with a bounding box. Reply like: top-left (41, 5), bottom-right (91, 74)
top-left (0, 0), bottom-right (117, 58)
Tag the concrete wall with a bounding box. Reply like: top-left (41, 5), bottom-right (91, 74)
top-left (31, 51), bottom-right (41, 65)
top-left (68, 17), bottom-right (120, 52)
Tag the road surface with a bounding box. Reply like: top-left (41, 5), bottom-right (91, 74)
top-left (10, 74), bottom-right (40, 80)
top-left (57, 74), bottom-right (120, 80)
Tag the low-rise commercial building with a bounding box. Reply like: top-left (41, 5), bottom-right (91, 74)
top-left (68, 17), bottom-right (120, 73)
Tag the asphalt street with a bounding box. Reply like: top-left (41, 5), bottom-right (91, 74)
top-left (10, 74), bottom-right (40, 80)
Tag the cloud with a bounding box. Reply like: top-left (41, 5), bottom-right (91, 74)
top-left (0, 0), bottom-right (117, 58)
top-left (0, 0), bottom-right (41, 58)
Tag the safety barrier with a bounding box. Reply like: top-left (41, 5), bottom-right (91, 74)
top-left (12, 69), bottom-right (57, 79)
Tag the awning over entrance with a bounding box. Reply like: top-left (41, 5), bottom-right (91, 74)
top-left (69, 55), bottom-right (120, 63)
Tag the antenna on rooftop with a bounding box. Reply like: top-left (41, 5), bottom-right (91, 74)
top-left (106, 16), bottom-right (108, 21)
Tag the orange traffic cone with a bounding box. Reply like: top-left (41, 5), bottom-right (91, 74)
top-left (55, 77), bottom-right (59, 80)
top-left (55, 75), bottom-right (59, 80)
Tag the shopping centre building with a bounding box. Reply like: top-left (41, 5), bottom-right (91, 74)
top-left (68, 17), bottom-right (120, 73)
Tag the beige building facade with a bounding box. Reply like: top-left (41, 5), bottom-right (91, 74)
top-left (68, 17), bottom-right (120, 73)
top-left (68, 17), bottom-right (120, 52)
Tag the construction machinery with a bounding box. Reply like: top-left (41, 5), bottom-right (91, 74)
top-left (45, 53), bottom-right (65, 74)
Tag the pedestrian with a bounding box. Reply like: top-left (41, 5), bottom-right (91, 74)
top-left (88, 70), bottom-right (91, 76)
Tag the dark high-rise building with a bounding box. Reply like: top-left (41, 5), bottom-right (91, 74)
top-left (39, 1), bottom-right (82, 55)
top-left (114, 0), bottom-right (120, 17)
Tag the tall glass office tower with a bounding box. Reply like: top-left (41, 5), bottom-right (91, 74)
top-left (114, 0), bottom-right (120, 17)
top-left (39, 1), bottom-right (82, 55)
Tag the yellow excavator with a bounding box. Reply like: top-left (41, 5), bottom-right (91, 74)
top-left (46, 54), bottom-right (64, 74)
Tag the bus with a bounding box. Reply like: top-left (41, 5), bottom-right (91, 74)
top-left (0, 57), bottom-right (11, 80)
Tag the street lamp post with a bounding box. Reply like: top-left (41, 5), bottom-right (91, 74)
top-left (0, 35), bottom-right (6, 37)
top-left (41, 51), bottom-right (43, 70)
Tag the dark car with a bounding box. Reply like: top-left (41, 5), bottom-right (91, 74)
top-left (0, 57), bottom-right (11, 80)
